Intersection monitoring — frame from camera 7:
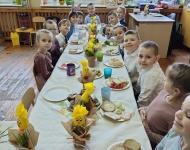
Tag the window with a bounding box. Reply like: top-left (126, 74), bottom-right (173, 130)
top-left (0, 0), bottom-right (13, 4)
top-left (42, 0), bottom-right (102, 6)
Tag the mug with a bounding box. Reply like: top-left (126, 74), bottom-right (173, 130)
top-left (67, 63), bottom-right (75, 76)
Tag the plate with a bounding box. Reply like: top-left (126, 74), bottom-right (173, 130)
top-left (69, 48), bottom-right (83, 54)
top-left (103, 79), bottom-right (130, 90)
top-left (152, 14), bottom-right (163, 17)
top-left (104, 59), bottom-right (124, 68)
top-left (104, 49), bottom-right (119, 56)
top-left (107, 141), bottom-right (144, 150)
top-left (58, 61), bottom-right (80, 69)
top-left (78, 26), bottom-right (86, 30)
top-left (43, 86), bottom-right (72, 102)
top-left (100, 100), bottom-right (135, 122)
top-left (90, 68), bottom-right (104, 79)
top-left (69, 40), bottom-right (85, 45)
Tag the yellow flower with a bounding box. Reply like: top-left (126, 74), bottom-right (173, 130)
top-left (72, 105), bottom-right (88, 118)
top-left (14, 101), bottom-right (28, 118)
top-left (90, 23), bottom-right (97, 31)
top-left (92, 16), bottom-right (96, 21)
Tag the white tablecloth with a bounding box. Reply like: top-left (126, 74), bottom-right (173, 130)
top-left (1, 25), bottom-right (152, 150)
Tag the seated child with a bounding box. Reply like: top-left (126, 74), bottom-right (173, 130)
top-left (67, 11), bottom-right (78, 40)
top-left (84, 3), bottom-right (101, 24)
top-left (117, 5), bottom-right (126, 26)
top-left (113, 25), bottom-right (127, 59)
top-left (107, 11), bottom-right (120, 27)
top-left (33, 29), bottom-right (54, 91)
top-left (156, 94), bottom-right (190, 150)
top-left (43, 19), bottom-right (60, 66)
top-left (56, 19), bottom-right (70, 52)
top-left (102, 24), bottom-right (114, 38)
top-left (134, 41), bottom-right (165, 107)
top-left (139, 63), bottom-right (190, 149)
top-left (123, 30), bottom-right (141, 84)
top-left (77, 11), bottom-right (84, 24)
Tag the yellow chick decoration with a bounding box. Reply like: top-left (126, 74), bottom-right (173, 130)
top-left (144, 4), bottom-right (149, 16)
top-left (81, 82), bottom-right (95, 103)
top-left (14, 101), bottom-right (29, 131)
top-left (81, 60), bottom-right (90, 78)
top-left (72, 105), bottom-right (88, 126)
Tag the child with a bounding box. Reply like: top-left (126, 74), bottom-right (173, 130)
top-left (135, 41), bottom-right (165, 107)
top-left (156, 94), bottom-right (190, 150)
top-left (139, 63), bottom-right (190, 148)
top-left (117, 5), bottom-right (126, 26)
top-left (77, 11), bottom-right (84, 24)
top-left (55, 19), bottom-right (70, 52)
top-left (107, 11), bottom-right (120, 27)
top-left (43, 19), bottom-right (60, 66)
top-left (84, 3), bottom-right (101, 24)
top-left (33, 29), bottom-right (54, 91)
top-left (67, 11), bottom-right (78, 40)
top-left (123, 30), bottom-right (141, 84)
top-left (113, 25), bottom-right (127, 59)
top-left (102, 24), bottom-right (114, 38)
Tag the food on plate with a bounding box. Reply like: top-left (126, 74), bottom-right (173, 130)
top-left (123, 139), bottom-right (141, 150)
top-left (70, 40), bottom-right (84, 45)
top-left (108, 58), bottom-right (123, 67)
top-left (101, 100), bottom-right (116, 112)
top-left (105, 77), bottom-right (129, 89)
top-left (69, 49), bottom-right (77, 54)
top-left (91, 68), bottom-right (102, 77)
top-left (90, 94), bottom-right (100, 107)
top-left (104, 40), bottom-right (118, 46)
top-left (105, 49), bottom-right (119, 55)
top-left (104, 112), bottom-right (121, 120)
top-left (112, 145), bottom-right (125, 150)
top-left (61, 63), bottom-right (67, 68)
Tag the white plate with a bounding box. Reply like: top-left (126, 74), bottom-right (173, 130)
top-left (69, 48), bottom-right (83, 54)
top-left (69, 40), bottom-right (85, 45)
top-left (43, 86), bottom-right (72, 102)
top-left (100, 100), bottom-right (135, 122)
top-left (58, 61), bottom-right (80, 69)
top-left (153, 14), bottom-right (163, 17)
top-left (107, 141), bottom-right (144, 150)
top-left (103, 79), bottom-right (130, 90)
top-left (104, 49), bottom-right (119, 56)
top-left (104, 59), bottom-right (124, 68)
top-left (90, 68), bottom-right (104, 79)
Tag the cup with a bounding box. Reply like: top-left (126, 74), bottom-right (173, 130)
top-left (104, 68), bottom-right (112, 79)
top-left (67, 63), bottom-right (75, 76)
top-left (97, 51), bottom-right (103, 62)
top-left (101, 87), bottom-right (111, 101)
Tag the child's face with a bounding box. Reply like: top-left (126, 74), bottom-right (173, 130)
top-left (138, 47), bottom-right (159, 69)
top-left (124, 34), bottom-right (141, 53)
top-left (105, 27), bottom-right (114, 36)
top-left (45, 23), bottom-right (58, 37)
top-left (59, 22), bottom-right (70, 35)
top-left (108, 14), bottom-right (118, 26)
top-left (38, 33), bottom-right (52, 51)
top-left (87, 5), bottom-right (95, 16)
top-left (77, 15), bottom-right (83, 24)
top-left (70, 15), bottom-right (78, 25)
top-left (173, 95), bottom-right (190, 138)
top-left (117, 8), bottom-right (125, 20)
top-left (113, 27), bottom-right (125, 43)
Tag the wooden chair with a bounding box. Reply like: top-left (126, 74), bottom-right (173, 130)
top-left (32, 66), bottom-right (40, 92)
top-left (21, 87), bottom-right (35, 111)
top-left (30, 16), bottom-right (46, 46)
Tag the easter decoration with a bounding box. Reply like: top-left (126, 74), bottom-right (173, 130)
top-left (62, 105), bottom-right (94, 148)
top-left (8, 101), bottom-right (39, 150)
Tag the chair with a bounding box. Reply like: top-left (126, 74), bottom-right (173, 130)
top-left (32, 66), bottom-right (40, 92)
top-left (21, 87), bottom-right (35, 111)
top-left (30, 16), bottom-right (46, 46)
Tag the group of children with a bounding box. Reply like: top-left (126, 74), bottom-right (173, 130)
top-left (32, 3), bottom-right (190, 149)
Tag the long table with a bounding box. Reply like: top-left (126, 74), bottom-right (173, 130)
top-left (1, 26), bottom-right (152, 150)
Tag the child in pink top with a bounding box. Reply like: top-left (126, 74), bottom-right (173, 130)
top-left (139, 63), bottom-right (190, 148)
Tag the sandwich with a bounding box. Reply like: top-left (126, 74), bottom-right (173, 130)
top-left (117, 77), bottom-right (128, 86)
top-left (69, 49), bottom-right (77, 54)
top-left (123, 139), bottom-right (141, 150)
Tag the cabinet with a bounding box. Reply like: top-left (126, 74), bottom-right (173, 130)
top-left (181, 7), bottom-right (190, 48)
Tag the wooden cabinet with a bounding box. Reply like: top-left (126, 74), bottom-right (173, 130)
top-left (181, 7), bottom-right (190, 48)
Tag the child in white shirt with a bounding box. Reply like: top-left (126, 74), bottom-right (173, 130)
top-left (116, 5), bottom-right (126, 26)
top-left (55, 19), bottom-right (70, 52)
top-left (135, 40), bottom-right (165, 107)
top-left (107, 11), bottom-right (120, 27)
top-left (124, 30), bottom-right (141, 84)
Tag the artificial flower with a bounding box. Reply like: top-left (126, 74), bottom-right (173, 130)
top-left (81, 60), bottom-right (90, 77)
top-left (14, 101), bottom-right (28, 118)
top-left (81, 82), bottom-right (95, 103)
top-left (72, 105), bottom-right (88, 118)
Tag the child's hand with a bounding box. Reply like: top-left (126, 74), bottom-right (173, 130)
top-left (142, 117), bottom-right (149, 128)
top-left (138, 107), bottom-right (147, 120)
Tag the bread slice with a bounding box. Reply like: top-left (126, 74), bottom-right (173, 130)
top-left (112, 78), bottom-right (121, 85)
top-left (69, 49), bottom-right (77, 54)
top-left (123, 139), bottom-right (141, 150)
top-left (118, 77), bottom-right (128, 86)
top-left (101, 101), bottom-right (116, 112)
top-left (104, 112), bottom-right (121, 120)
top-left (111, 145), bottom-right (125, 150)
